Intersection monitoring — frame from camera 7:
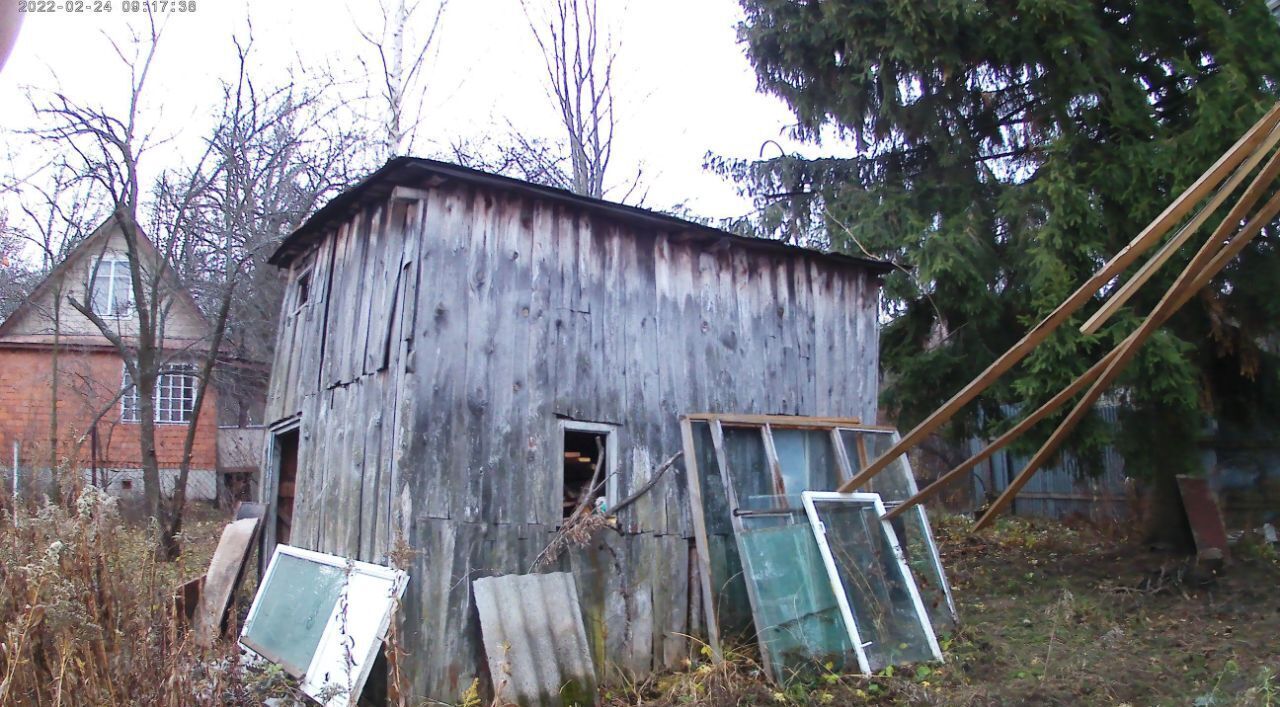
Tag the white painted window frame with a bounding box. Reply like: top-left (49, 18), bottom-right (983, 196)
top-left (120, 363), bottom-right (199, 425)
top-left (800, 490), bottom-right (944, 673)
top-left (240, 544), bottom-right (409, 706)
top-left (836, 428), bottom-right (958, 623)
top-left (120, 364), bottom-right (142, 423)
top-left (556, 419), bottom-right (619, 516)
top-left (89, 255), bottom-right (134, 319)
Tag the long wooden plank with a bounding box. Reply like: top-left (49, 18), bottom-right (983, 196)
top-left (838, 103), bottom-right (1280, 494)
top-left (684, 413), bottom-right (867, 428)
top-left (890, 171), bottom-right (1280, 523)
top-left (883, 344), bottom-right (1122, 521)
top-left (679, 418), bottom-right (722, 662)
top-left (1080, 122), bottom-right (1280, 335)
top-left (975, 185), bottom-right (1280, 530)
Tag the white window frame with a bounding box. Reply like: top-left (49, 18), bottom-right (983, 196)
top-left (89, 255), bottom-right (135, 319)
top-left (800, 491), bottom-right (944, 673)
top-left (121, 363), bottom-right (199, 425)
top-left (240, 544), bottom-right (408, 704)
top-left (120, 366), bottom-right (141, 423)
top-left (557, 419), bottom-right (619, 516)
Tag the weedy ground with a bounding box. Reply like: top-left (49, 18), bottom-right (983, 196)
top-left (0, 488), bottom-right (300, 706)
top-left (606, 515), bottom-right (1280, 707)
top-left (3, 488), bottom-right (1277, 706)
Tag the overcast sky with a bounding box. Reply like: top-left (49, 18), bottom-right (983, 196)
top-left (0, 0), bottom-right (850, 234)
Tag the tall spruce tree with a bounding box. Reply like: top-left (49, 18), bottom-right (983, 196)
top-left (727, 0), bottom-right (1280, 537)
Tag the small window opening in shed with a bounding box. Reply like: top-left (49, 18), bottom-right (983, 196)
top-left (559, 421), bottom-right (617, 519)
top-left (295, 270), bottom-right (311, 309)
top-left (563, 430), bottom-right (607, 517)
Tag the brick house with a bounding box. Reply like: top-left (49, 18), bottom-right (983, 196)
top-left (0, 218), bottom-right (219, 500)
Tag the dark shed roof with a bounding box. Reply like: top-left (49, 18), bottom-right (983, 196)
top-left (269, 157), bottom-right (895, 274)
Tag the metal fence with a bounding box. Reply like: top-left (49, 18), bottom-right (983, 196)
top-left (970, 405), bottom-right (1132, 522)
top-left (6, 463), bottom-right (222, 507)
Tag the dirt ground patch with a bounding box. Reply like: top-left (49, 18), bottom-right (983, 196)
top-left (611, 515), bottom-right (1280, 706)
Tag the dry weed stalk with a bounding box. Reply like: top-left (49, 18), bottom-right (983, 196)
top-left (0, 487), bottom-right (295, 705)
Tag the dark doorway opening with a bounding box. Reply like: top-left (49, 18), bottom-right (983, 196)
top-left (274, 428), bottom-right (299, 546)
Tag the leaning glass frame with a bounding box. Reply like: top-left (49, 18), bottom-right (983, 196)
top-left (241, 544), bottom-right (409, 707)
top-left (680, 413), bottom-right (958, 680)
top-left (834, 428), bottom-right (959, 629)
top-left (801, 491), bottom-right (944, 671)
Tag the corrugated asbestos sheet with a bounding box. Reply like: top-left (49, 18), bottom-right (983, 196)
top-left (474, 572), bottom-right (597, 707)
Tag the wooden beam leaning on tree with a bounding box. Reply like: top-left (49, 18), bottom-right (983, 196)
top-left (837, 101), bottom-right (1280, 496)
top-left (974, 162), bottom-right (1280, 530)
top-left (887, 120), bottom-right (1280, 523)
top-left (1080, 121), bottom-right (1280, 336)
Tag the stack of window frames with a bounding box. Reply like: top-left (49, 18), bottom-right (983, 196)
top-left (681, 415), bottom-right (955, 683)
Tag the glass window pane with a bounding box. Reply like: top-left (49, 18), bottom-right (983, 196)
top-left (89, 260), bottom-right (111, 314)
top-left (895, 506), bottom-right (956, 631)
top-left (688, 421), bottom-right (752, 636)
top-left (242, 552), bottom-right (346, 676)
top-left (840, 430), bottom-right (914, 501)
top-left (772, 428), bottom-right (841, 494)
top-left (110, 260), bottom-right (133, 315)
top-left (720, 426), bottom-right (774, 504)
top-left (810, 498), bottom-right (936, 672)
top-left (735, 510), bottom-right (858, 683)
top-left (121, 370), bottom-right (140, 422)
top-left (690, 422), bottom-right (730, 535)
top-left (839, 429), bottom-right (957, 631)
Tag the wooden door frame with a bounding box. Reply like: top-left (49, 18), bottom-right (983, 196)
top-left (260, 418), bottom-right (301, 578)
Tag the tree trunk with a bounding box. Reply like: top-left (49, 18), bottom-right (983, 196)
top-left (135, 360), bottom-right (164, 536)
top-left (47, 281), bottom-right (62, 506)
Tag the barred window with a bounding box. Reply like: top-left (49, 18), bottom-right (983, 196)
top-left (121, 364), bottom-right (198, 424)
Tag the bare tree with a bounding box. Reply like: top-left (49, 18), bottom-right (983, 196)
top-left (448, 126), bottom-right (574, 190)
top-left (28, 17), bottom-right (204, 555)
top-left (0, 161), bottom-right (100, 505)
top-left (521, 0), bottom-right (616, 198)
top-left (356, 0), bottom-right (449, 159)
top-left (167, 32), bottom-right (373, 436)
top-left (16, 15), bottom-right (369, 557)
top-left (148, 32), bottom-right (372, 551)
top-left (19, 16), bottom-right (364, 557)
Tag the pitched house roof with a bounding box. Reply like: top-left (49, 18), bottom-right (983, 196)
top-left (268, 157), bottom-right (897, 274)
top-left (0, 216), bottom-right (210, 349)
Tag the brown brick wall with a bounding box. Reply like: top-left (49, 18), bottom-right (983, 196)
top-left (0, 345), bottom-right (219, 471)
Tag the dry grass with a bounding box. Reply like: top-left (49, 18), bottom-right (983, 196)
top-left (5, 484), bottom-right (1276, 706)
top-left (0, 486), bottom-right (300, 706)
top-left (602, 514), bottom-right (1280, 706)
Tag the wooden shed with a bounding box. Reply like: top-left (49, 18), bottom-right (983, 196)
top-left (259, 157), bottom-right (891, 702)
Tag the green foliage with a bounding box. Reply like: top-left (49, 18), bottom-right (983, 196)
top-left (726, 0), bottom-right (1280, 480)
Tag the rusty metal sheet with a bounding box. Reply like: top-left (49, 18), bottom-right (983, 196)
top-left (1177, 475), bottom-right (1230, 560)
top-left (473, 572), bottom-right (597, 707)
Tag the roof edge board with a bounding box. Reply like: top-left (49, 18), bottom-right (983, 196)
top-left (268, 157), bottom-right (897, 274)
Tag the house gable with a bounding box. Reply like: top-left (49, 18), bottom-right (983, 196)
top-left (0, 218), bottom-right (210, 350)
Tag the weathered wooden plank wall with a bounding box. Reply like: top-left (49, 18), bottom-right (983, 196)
top-left (262, 178), bottom-right (881, 703)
